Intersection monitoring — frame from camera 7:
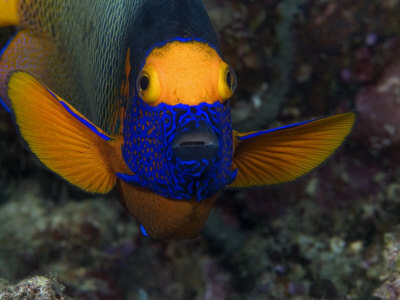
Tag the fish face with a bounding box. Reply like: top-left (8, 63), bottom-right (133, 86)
top-left (121, 89), bottom-right (237, 201)
top-left (119, 40), bottom-right (238, 201)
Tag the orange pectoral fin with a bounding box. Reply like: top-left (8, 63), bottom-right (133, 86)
top-left (230, 112), bottom-right (356, 188)
top-left (7, 71), bottom-right (118, 193)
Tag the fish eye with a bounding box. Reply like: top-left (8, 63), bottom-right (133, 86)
top-left (225, 67), bottom-right (237, 94)
top-left (136, 65), bottom-right (161, 104)
top-left (139, 74), bottom-right (149, 91)
top-left (218, 62), bottom-right (236, 100)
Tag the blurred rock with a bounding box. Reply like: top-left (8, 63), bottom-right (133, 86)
top-left (309, 278), bottom-right (340, 299)
top-left (0, 180), bottom-right (138, 298)
top-left (294, 1), bottom-right (400, 115)
top-left (373, 229), bottom-right (400, 299)
top-left (203, 258), bottom-right (232, 300)
top-left (0, 275), bottom-right (66, 300)
top-left (354, 60), bottom-right (400, 164)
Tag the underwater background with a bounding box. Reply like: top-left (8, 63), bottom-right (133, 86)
top-left (1, 0), bottom-right (400, 299)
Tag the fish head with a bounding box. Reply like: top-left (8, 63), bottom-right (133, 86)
top-left (121, 40), bottom-right (238, 201)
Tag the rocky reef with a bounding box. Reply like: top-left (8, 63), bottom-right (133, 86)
top-left (0, 276), bottom-right (66, 300)
top-left (1, 0), bottom-right (400, 299)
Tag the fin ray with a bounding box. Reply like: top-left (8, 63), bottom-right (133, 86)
top-left (230, 112), bottom-right (356, 187)
top-left (7, 71), bottom-right (118, 193)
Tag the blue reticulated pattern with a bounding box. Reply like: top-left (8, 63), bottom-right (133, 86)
top-left (118, 95), bottom-right (237, 201)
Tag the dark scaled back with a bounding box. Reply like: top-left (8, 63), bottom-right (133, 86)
top-left (3, 0), bottom-right (137, 134)
top-left (128, 0), bottom-right (220, 78)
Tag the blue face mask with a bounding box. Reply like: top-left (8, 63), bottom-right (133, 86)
top-left (118, 95), bottom-right (237, 201)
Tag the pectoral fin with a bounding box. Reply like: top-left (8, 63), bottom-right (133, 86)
top-left (7, 71), bottom-right (118, 193)
top-left (230, 112), bottom-right (356, 188)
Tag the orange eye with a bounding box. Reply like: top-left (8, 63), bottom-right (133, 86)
top-left (218, 61), bottom-right (237, 100)
top-left (136, 65), bottom-right (161, 104)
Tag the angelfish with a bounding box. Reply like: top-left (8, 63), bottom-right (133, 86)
top-left (0, 0), bottom-right (355, 239)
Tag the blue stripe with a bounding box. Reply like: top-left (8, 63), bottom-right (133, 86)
top-left (140, 225), bottom-right (149, 237)
top-left (238, 119), bottom-right (316, 141)
top-left (58, 101), bottom-right (111, 141)
top-left (0, 96), bottom-right (10, 113)
top-left (0, 32), bottom-right (15, 60)
top-left (0, 32), bottom-right (17, 114)
top-left (116, 172), bottom-right (140, 184)
top-left (42, 74), bottom-right (111, 141)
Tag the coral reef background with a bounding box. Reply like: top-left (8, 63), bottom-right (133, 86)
top-left (1, 0), bottom-right (400, 299)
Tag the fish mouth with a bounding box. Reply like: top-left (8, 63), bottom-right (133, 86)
top-left (173, 132), bottom-right (218, 148)
top-left (171, 123), bottom-right (219, 171)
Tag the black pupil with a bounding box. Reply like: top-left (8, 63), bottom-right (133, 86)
top-left (226, 71), bottom-right (232, 88)
top-left (140, 75), bottom-right (149, 90)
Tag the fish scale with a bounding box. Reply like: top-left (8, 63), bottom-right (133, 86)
top-left (4, 0), bottom-right (136, 133)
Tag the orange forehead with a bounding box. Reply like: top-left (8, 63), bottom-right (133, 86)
top-left (143, 41), bottom-right (224, 105)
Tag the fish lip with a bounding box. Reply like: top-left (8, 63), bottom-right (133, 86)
top-left (173, 132), bottom-right (218, 148)
top-left (171, 124), bottom-right (219, 149)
